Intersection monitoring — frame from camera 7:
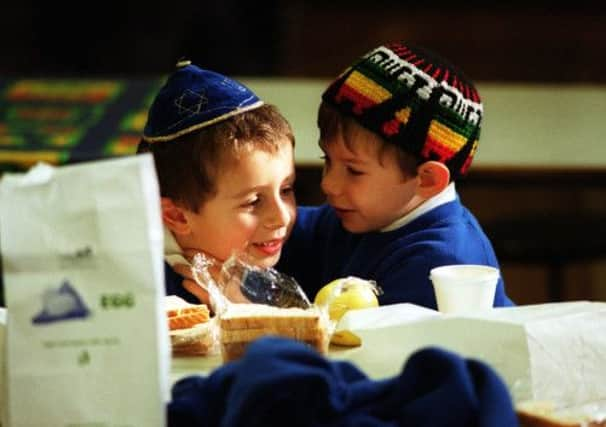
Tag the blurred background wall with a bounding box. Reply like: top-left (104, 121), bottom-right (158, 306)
top-left (0, 0), bottom-right (605, 306)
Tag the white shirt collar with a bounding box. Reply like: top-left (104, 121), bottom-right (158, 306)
top-left (164, 226), bottom-right (190, 267)
top-left (380, 182), bottom-right (457, 232)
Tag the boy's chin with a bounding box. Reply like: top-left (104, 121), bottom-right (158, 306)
top-left (246, 252), bottom-right (280, 270)
top-left (340, 220), bottom-right (372, 234)
top-left (334, 211), bottom-right (372, 233)
top-left (339, 215), bottom-right (389, 233)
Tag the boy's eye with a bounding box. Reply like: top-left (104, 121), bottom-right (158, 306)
top-left (281, 186), bottom-right (294, 196)
top-left (243, 197), bottom-right (260, 207)
top-left (346, 166), bottom-right (364, 176)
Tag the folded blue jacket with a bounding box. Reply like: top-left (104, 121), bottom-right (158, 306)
top-left (169, 337), bottom-right (518, 427)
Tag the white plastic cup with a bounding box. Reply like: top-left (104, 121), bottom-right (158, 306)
top-left (429, 265), bottom-right (499, 314)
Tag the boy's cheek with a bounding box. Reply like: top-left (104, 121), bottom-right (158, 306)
top-left (291, 204), bottom-right (297, 223)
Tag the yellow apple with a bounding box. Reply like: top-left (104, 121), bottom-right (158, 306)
top-left (314, 276), bottom-right (379, 321)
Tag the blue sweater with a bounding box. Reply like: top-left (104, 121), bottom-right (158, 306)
top-left (164, 262), bottom-right (199, 304)
top-left (277, 199), bottom-right (514, 309)
top-left (169, 337), bottom-right (518, 427)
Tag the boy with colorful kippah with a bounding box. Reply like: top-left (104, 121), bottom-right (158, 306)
top-left (277, 42), bottom-right (514, 309)
top-left (138, 61), bottom-right (297, 305)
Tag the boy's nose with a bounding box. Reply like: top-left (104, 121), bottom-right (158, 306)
top-left (265, 198), bottom-right (292, 229)
top-left (321, 169), bottom-right (340, 196)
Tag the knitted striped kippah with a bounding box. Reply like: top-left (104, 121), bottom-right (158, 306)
top-left (143, 61), bottom-right (263, 143)
top-left (322, 42), bottom-right (483, 179)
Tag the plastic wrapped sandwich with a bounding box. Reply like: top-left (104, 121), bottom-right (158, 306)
top-left (166, 252), bottom-right (329, 360)
top-left (165, 295), bottom-right (217, 356)
top-left (189, 252), bottom-right (329, 362)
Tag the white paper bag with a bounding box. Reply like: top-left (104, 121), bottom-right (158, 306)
top-left (332, 301), bottom-right (606, 407)
top-left (0, 307), bottom-right (6, 427)
top-left (0, 155), bottom-right (169, 427)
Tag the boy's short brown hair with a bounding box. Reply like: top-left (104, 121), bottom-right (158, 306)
top-left (317, 102), bottom-right (420, 177)
top-left (138, 104), bottom-right (294, 212)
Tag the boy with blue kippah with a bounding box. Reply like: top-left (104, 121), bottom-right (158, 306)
top-left (138, 61), bottom-right (297, 305)
top-left (277, 42), bottom-right (514, 309)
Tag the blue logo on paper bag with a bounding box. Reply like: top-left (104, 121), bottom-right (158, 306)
top-left (32, 280), bottom-right (91, 324)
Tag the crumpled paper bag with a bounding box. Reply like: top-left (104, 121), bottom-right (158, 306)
top-left (332, 301), bottom-right (606, 407)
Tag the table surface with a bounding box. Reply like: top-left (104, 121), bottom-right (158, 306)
top-left (3, 304), bottom-right (606, 424)
top-left (170, 334), bottom-right (606, 425)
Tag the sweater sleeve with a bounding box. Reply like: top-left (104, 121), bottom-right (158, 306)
top-left (372, 235), bottom-right (514, 309)
top-left (164, 261), bottom-right (199, 304)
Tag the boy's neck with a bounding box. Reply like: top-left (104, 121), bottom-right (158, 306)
top-left (380, 183), bottom-right (456, 232)
top-left (164, 225), bottom-right (224, 285)
top-left (164, 226), bottom-right (190, 267)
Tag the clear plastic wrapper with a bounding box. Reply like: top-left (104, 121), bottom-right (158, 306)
top-left (220, 254), bottom-right (312, 309)
top-left (169, 318), bottom-right (219, 356)
top-left (190, 251), bottom-right (312, 313)
top-left (189, 252), bottom-right (328, 361)
top-left (184, 253), bottom-right (383, 358)
top-left (165, 295), bottom-right (219, 356)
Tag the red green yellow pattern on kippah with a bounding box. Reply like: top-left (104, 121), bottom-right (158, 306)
top-left (334, 70), bottom-right (392, 115)
top-left (382, 107), bottom-right (412, 136)
top-left (461, 139), bottom-right (478, 175)
top-left (423, 120), bottom-right (468, 163)
top-left (321, 41), bottom-right (483, 179)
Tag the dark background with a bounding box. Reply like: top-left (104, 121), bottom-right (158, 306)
top-left (1, 1), bottom-right (605, 82)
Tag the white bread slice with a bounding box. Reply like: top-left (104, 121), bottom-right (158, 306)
top-left (218, 303), bottom-right (328, 362)
top-left (170, 320), bottom-right (218, 356)
top-left (517, 401), bottom-right (606, 427)
top-left (220, 303), bottom-right (322, 330)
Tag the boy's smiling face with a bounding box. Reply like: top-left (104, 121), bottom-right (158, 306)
top-left (320, 123), bottom-right (424, 233)
top-left (180, 139), bottom-right (296, 268)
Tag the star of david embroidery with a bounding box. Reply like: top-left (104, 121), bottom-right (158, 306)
top-left (174, 89), bottom-right (208, 116)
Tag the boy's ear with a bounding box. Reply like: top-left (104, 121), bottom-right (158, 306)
top-left (416, 161), bottom-right (450, 198)
top-left (161, 197), bottom-right (191, 235)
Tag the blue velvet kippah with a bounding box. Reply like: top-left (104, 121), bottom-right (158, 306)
top-left (143, 61), bottom-right (263, 142)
